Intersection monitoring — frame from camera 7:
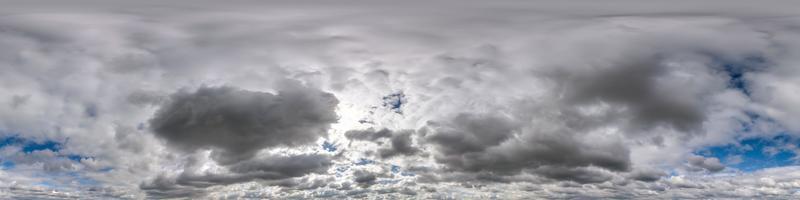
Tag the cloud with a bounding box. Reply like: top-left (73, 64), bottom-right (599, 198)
top-left (345, 128), bottom-right (393, 141)
top-left (426, 114), bottom-right (518, 156)
top-left (377, 130), bottom-right (419, 158)
top-left (560, 55), bottom-right (706, 132)
top-left (627, 168), bottom-right (668, 182)
top-left (140, 83), bottom-right (339, 197)
top-left (425, 113), bottom-right (631, 182)
top-left (149, 84), bottom-right (338, 164)
top-left (140, 153), bottom-right (332, 197)
top-left (228, 154), bottom-right (332, 178)
top-left (345, 128), bottom-right (420, 158)
top-left (530, 166), bottom-right (615, 184)
top-left (353, 170), bottom-right (378, 186)
top-left (687, 155), bottom-right (726, 173)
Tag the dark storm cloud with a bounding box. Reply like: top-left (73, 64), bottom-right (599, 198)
top-left (149, 84), bottom-right (338, 164)
top-left (426, 113), bottom-right (631, 181)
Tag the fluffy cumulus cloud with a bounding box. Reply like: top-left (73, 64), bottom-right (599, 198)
top-left (2, 0), bottom-right (800, 199)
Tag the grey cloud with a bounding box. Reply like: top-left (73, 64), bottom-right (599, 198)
top-left (346, 128), bottom-right (421, 158)
top-left (353, 170), bottom-right (378, 187)
top-left (227, 154), bottom-right (332, 178)
top-left (141, 153), bottom-right (332, 198)
top-left (378, 130), bottom-right (420, 158)
top-left (0, 185), bottom-right (136, 200)
top-left (288, 177), bottom-right (334, 191)
top-left (530, 166), bottom-right (614, 184)
top-left (561, 55), bottom-right (705, 132)
top-left (150, 84), bottom-right (338, 164)
top-left (83, 103), bottom-right (99, 118)
top-left (687, 155), bottom-right (725, 173)
top-left (345, 128), bottom-right (392, 141)
top-left (139, 175), bottom-right (208, 199)
top-left (126, 90), bottom-right (166, 106)
top-left (113, 125), bottom-right (145, 153)
top-left (627, 168), bottom-right (667, 182)
top-left (9, 94), bottom-right (30, 109)
top-left (426, 113), bottom-right (518, 155)
top-left (426, 113), bottom-right (631, 181)
top-left (42, 158), bottom-right (80, 172)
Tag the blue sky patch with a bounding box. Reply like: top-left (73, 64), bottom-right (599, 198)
top-left (322, 141), bottom-right (337, 152)
top-left (0, 135), bottom-right (92, 165)
top-left (22, 140), bottom-right (62, 153)
top-left (0, 135), bottom-right (63, 153)
top-left (354, 158), bottom-right (374, 166)
top-left (66, 155), bottom-right (95, 162)
top-left (0, 135), bottom-right (25, 149)
top-left (382, 92), bottom-right (406, 114)
top-left (697, 135), bottom-right (797, 172)
top-left (1, 161), bottom-right (14, 170)
top-left (713, 55), bottom-right (766, 96)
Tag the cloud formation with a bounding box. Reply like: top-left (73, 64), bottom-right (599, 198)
top-left (150, 84), bottom-right (338, 164)
top-left (1, 0), bottom-right (800, 199)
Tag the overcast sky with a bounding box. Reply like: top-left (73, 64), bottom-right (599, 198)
top-left (1, 0), bottom-right (800, 199)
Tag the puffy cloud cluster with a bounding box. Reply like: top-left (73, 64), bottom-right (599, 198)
top-left (1, 0), bottom-right (800, 199)
top-left (686, 155), bottom-right (726, 173)
top-left (150, 84), bottom-right (338, 164)
top-left (140, 153), bottom-right (334, 198)
top-left (345, 128), bottom-right (420, 158)
top-left (424, 113), bottom-right (630, 182)
top-left (139, 82), bottom-right (340, 197)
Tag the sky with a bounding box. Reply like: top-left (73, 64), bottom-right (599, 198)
top-left (1, 0), bottom-right (800, 199)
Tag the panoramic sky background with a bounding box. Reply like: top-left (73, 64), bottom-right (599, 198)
top-left (1, 0), bottom-right (800, 199)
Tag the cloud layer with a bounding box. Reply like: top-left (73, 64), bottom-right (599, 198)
top-left (1, 0), bottom-right (800, 199)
